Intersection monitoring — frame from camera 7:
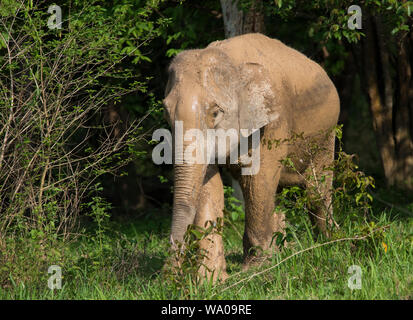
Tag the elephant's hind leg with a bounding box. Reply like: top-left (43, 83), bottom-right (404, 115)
top-left (305, 131), bottom-right (336, 238)
top-left (194, 165), bottom-right (228, 282)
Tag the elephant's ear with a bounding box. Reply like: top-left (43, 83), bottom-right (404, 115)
top-left (238, 63), bottom-right (280, 137)
top-left (201, 49), bottom-right (238, 113)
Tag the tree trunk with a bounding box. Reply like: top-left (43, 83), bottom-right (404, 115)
top-left (220, 0), bottom-right (265, 38)
top-left (394, 30), bottom-right (413, 189)
top-left (362, 16), bottom-right (413, 190)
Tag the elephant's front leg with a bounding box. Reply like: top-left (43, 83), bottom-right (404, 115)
top-left (239, 151), bottom-right (286, 270)
top-left (194, 165), bottom-right (228, 282)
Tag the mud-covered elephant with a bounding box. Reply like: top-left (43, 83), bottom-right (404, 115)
top-left (162, 33), bottom-right (340, 280)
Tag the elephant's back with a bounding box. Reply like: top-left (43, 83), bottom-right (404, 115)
top-left (208, 33), bottom-right (318, 76)
top-left (209, 33), bottom-right (340, 132)
top-left (208, 34), bottom-right (333, 92)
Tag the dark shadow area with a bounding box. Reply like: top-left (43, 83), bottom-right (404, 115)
top-left (225, 252), bottom-right (243, 265)
top-left (370, 188), bottom-right (413, 222)
top-left (111, 248), bottom-right (166, 280)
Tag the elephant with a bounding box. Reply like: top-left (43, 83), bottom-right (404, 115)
top-left (162, 33), bottom-right (340, 280)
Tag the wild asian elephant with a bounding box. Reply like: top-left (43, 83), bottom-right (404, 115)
top-left (162, 33), bottom-right (340, 281)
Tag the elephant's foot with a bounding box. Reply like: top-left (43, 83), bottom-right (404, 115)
top-left (198, 265), bottom-right (228, 283)
top-left (162, 236), bottom-right (228, 283)
top-left (165, 250), bottom-right (228, 283)
top-left (242, 211), bottom-right (286, 271)
top-left (197, 232), bottom-right (228, 283)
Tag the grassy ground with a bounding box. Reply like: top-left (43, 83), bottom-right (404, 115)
top-left (0, 190), bottom-right (412, 300)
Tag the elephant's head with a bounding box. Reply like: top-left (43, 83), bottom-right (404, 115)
top-left (163, 48), bottom-right (280, 244)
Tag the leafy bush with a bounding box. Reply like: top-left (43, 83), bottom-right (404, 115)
top-left (274, 126), bottom-right (375, 242)
top-left (0, 0), bottom-right (167, 287)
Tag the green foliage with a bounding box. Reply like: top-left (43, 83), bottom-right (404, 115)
top-left (271, 229), bottom-right (294, 248)
top-left (0, 0), bottom-right (167, 287)
top-left (266, 0), bottom-right (412, 42)
top-left (261, 0), bottom-right (412, 78)
top-left (223, 186), bottom-right (245, 222)
top-left (0, 209), bottom-right (411, 299)
top-left (161, 0), bottom-right (224, 57)
top-left (162, 219), bottom-right (223, 298)
top-left (332, 126), bottom-right (375, 215)
top-left (275, 126), bottom-right (375, 239)
top-left (332, 220), bottom-right (389, 257)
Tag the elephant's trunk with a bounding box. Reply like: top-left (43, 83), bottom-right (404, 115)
top-left (169, 96), bottom-right (207, 245)
top-left (170, 162), bottom-right (206, 245)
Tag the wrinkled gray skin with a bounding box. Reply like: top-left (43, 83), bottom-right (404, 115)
top-left (163, 33), bottom-right (340, 280)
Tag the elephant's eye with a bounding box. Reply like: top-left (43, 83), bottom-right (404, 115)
top-left (210, 105), bottom-right (223, 117)
top-left (208, 105), bottom-right (223, 128)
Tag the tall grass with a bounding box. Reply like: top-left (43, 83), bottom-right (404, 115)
top-left (0, 200), bottom-right (411, 299)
